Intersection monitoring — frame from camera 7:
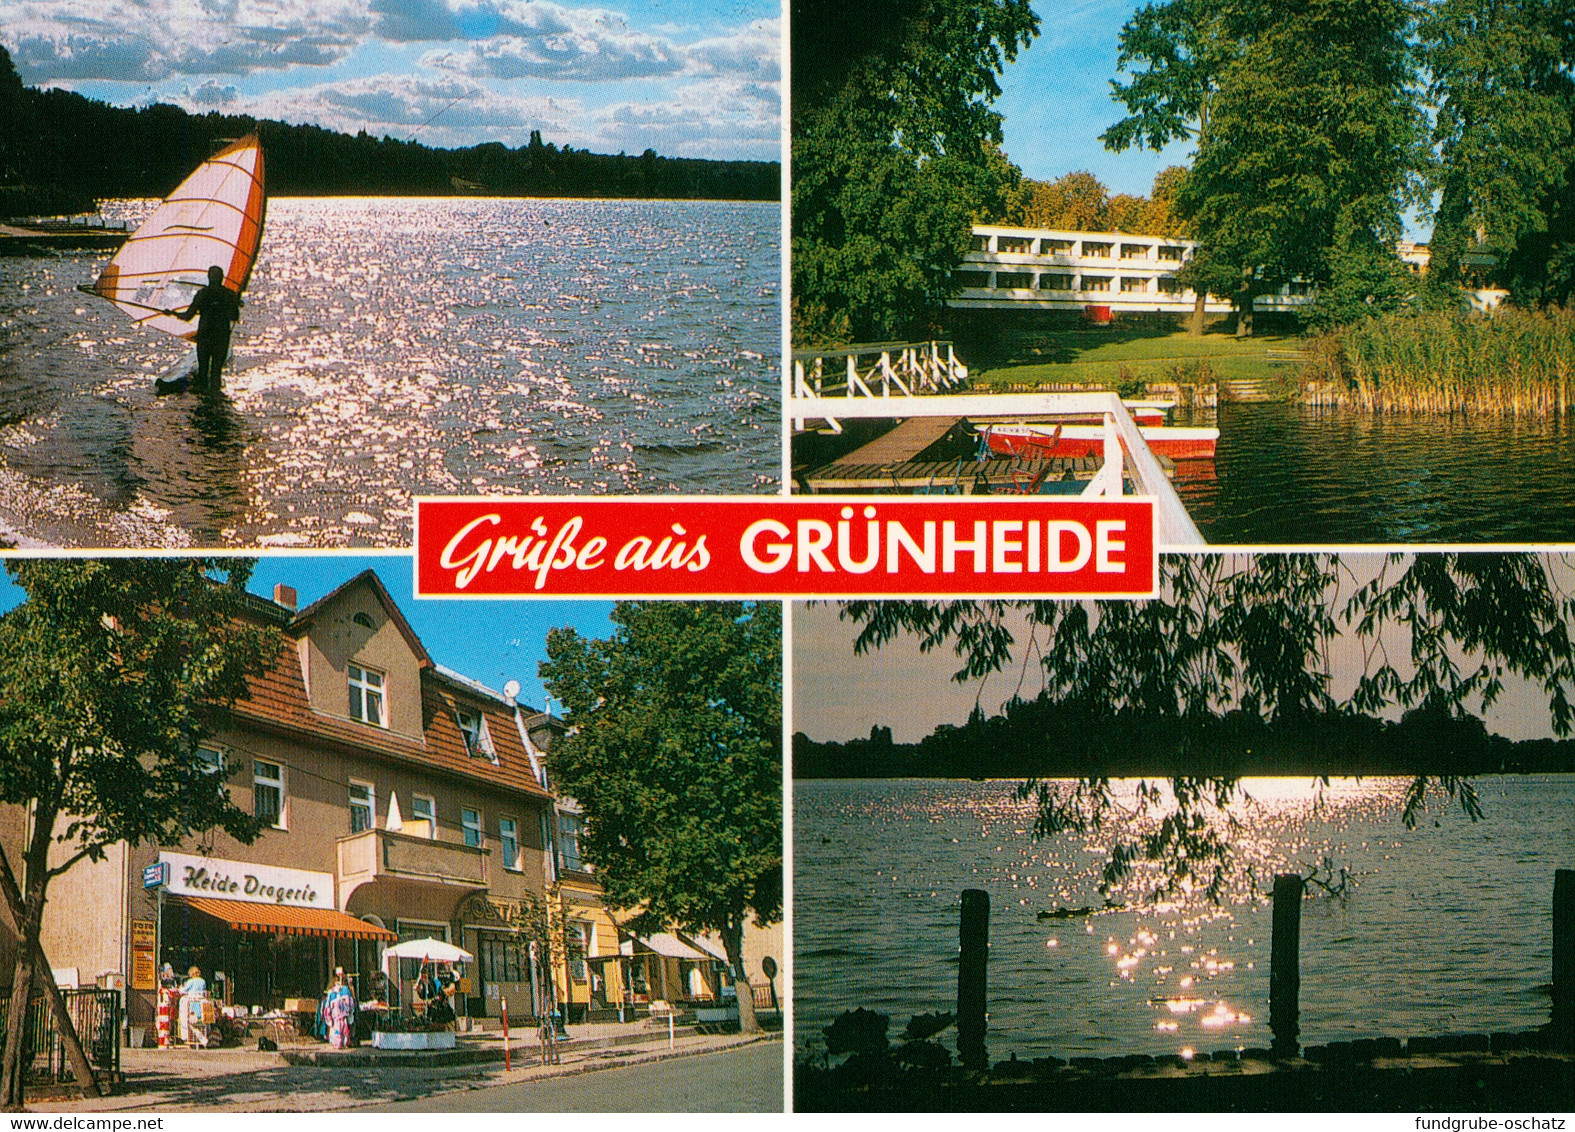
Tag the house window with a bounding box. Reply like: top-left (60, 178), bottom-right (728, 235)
top-left (953, 271), bottom-right (991, 289)
top-left (478, 933), bottom-right (528, 984)
top-left (349, 780), bottom-right (374, 834)
top-left (1039, 238), bottom-right (1074, 255)
top-left (993, 272), bottom-right (1032, 289)
top-left (410, 794), bottom-right (436, 838)
top-left (1081, 276), bottom-right (1111, 292)
top-left (348, 664), bottom-right (385, 726)
top-left (569, 922), bottom-right (591, 982)
top-left (1120, 276), bottom-right (1149, 293)
top-left (456, 707), bottom-right (494, 758)
top-left (558, 813), bottom-right (585, 872)
top-left (195, 746), bottom-right (224, 775)
top-left (462, 807), bottom-right (482, 848)
top-left (498, 816), bottom-right (520, 871)
top-left (1158, 275), bottom-right (1183, 294)
top-left (1083, 242), bottom-right (1112, 258)
top-left (997, 236), bottom-right (1033, 254)
top-left (1039, 274), bottom-right (1074, 291)
top-left (1120, 244), bottom-right (1152, 260)
top-left (253, 760), bottom-right (284, 828)
top-left (969, 234), bottom-right (988, 252)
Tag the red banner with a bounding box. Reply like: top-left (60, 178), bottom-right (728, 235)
top-left (414, 497), bottom-right (1156, 598)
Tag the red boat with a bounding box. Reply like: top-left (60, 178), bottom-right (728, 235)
top-left (982, 422), bottom-right (1219, 461)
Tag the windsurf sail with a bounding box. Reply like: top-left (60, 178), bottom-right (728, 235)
top-left (81, 135), bottom-right (265, 340)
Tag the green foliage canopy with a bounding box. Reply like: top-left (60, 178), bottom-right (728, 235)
top-left (790, 0), bottom-right (1039, 345)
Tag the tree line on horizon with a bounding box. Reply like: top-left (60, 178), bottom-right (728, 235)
top-left (793, 694), bottom-right (1575, 780)
top-left (0, 45), bottom-right (778, 216)
top-left (791, 0), bottom-right (1575, 344)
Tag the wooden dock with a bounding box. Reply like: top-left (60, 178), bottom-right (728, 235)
top-left (799, 413), bottom-right (1176, 493)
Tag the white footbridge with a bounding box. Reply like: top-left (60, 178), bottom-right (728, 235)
top-left (790, 341), bottom-right (1206, 548)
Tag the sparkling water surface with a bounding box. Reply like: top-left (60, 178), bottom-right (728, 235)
top-left (795, 775), bottom-right (1574, 1061)
top-left (0, 197), bottom-right (779, 548)
top-left (1173, 402), bottom-right (1575, 544)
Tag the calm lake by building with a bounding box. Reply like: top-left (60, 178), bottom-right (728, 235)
top-left (1174, 402), bottom-right (1575, 544)
top-left (795, 776), bottom-right (1574, 1062)
top-left (0, 197), bottom-right (779, 548)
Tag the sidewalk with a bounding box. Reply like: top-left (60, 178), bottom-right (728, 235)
top-left (29, 1023), bottom-right (782, 1113)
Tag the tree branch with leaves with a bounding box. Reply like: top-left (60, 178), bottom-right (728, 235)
top-left (840, 553), bottom-right (1575, 900)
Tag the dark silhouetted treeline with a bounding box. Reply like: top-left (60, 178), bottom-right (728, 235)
top-left (0, 46), bottom-right (777, 216)
top-left (793, 695), bottom-right (1575, 778)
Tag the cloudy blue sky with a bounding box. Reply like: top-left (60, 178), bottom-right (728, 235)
top-left (0, 0), bottom-right (780, 160)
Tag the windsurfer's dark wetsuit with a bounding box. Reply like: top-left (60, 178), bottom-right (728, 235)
top-left (175, 267), bottom-right (242, 388)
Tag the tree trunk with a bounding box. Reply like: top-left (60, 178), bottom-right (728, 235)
top-left (1, 941), bottom-right (35, 1109)
top-left (720, 919), bottom-right (761, 1034)
top-left (1236, 265), bottom-right (1256, 338)
top-left (0, 839), bottom-right (102, 1104)
top-left (1189, 291), bottom-right (1206, 337)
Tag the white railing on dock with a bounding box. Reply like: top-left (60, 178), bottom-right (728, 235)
top-left (787, 390), bottom-right (1206, 547)
top-left (792, 341), bottom-right (969, 431)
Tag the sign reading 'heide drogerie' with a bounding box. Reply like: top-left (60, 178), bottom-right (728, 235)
top-left (415, 497), bottom-right (1156, 598)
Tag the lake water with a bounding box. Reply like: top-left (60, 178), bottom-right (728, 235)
top-left (1173, 402), bottom-right (1575, 544)
top-left (0, 197), bottom-right (779, 548)
top-left (794, 776), bottom-right (1574, 1061)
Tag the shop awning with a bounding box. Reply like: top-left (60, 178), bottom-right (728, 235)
top-left (628, 932), bottom-right (710, 960)
top-left (175, 897), bottom-right (396, 941)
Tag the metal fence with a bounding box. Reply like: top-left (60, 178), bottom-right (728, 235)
top-left (0, 987), bottom-right (121, 1084)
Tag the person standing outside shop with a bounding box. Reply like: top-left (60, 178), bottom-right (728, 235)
top-left (172, 265), bottom-right (243, 389)
top-left (178, 966), bottom-right (208, 1047)
top-left (322, 967), bottom-right (357, 1048)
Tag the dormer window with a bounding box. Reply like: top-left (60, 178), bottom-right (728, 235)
top-left (353, 612), bottom-right (375, 630)
top-left (456, 707), bottom-right (494, 759)
top-left (348, 663), bottom-right (385, 727)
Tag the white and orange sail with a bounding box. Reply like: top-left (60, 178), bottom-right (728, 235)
top-left (82, 135), bottom-right (265, 339)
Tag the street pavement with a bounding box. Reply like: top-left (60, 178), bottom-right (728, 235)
top-left (27, 1024), bottom-right (783, 1113)
top-left (367, 1038), bottom-right (783, 1111)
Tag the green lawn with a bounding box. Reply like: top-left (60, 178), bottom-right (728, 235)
top-left (972, 327), bottom-right (1307, 392)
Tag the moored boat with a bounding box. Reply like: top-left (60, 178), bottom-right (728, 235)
top-left (981, 421), bottom-right (1219, 460)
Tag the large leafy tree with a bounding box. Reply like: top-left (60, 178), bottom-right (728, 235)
top-left (791, 0), bottom-right (1039, 345)
top-left (539, 602), bottom-right (782, 1034)
top-left (1422, 0), bottom-right (1575, 300)
top-left (840, 553), bottom-right (1575, 898)
top-left (1103, 0), bottom-right (1426, 335)
top-left (1175, 0), bottom-right (1427, 336)
top-left (0, 559), bottom-right (278, 1107)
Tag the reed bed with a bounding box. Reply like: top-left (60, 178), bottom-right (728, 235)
top-left (1303, 307), bottom-right (1575, 415)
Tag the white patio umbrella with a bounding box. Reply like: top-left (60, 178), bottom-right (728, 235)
top-left (382, 938), bottom-right (473, 964)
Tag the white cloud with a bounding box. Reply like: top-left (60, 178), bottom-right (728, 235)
top-left (1, 0), bottom-right (370, 80)
top-left (588, 76), bottom-right (779, 159)
top-left (218, 72), bottom-right (576, 142)
top-left (417, 3), bottom-right (684, 81)
top-left (183, 78), bottom-right (241, 104)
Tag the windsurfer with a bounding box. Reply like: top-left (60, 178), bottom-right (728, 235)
top-left (172, 265), bottom-right (243, 388)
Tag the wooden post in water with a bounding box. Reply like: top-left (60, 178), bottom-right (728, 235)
top-left (957, 888), bottom-right (989, 1071)
top-left (1269, 873), bottom-right (1304, 1058)
top-left (1555, 869), bottom-right (1574, 1049)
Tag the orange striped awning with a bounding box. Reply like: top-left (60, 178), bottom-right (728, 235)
top-left (175, 897), bottom-right (396, 941)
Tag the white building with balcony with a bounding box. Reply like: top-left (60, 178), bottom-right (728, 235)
top-left (952, 224), bottom-right (1313, 316)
